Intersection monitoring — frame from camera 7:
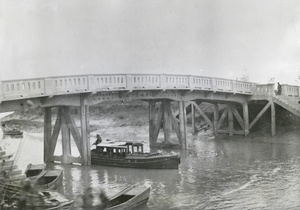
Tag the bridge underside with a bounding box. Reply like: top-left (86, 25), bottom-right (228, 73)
top-left (0, 89), bottom-right (282, 165)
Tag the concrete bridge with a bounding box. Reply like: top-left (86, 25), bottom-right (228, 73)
top-left (0, 74), bottom-right (299, 165)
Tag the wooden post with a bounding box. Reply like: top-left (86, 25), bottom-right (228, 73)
top-left (271, 101), bottom-right (276, 136)
top-left (149, 101), bottom-right (156, 147)
top-left (49, 108), bottom-right (62, 158)
top-left (243, 102), bottom-right (249, 136)
top-left (163, 100), bottom-right (172, 144)
top-left (191, 102), bottom-right (196, 134)
top-left (183, 101), bottom-right (187, 148)
top-left (228, 104), bottom-right (234, 136)
top-left (44, 107), bottom-right (52, 162)
top-left (61, 112), bottom-right (72, 164)
top-left (152, 104), bottom-right (163, 145)
top-left (179, 100), bottom-right (187, 149)
top-left (213, 103), bottom-right (219, 136)
top-left (80, 94), bottom-right (90, 165)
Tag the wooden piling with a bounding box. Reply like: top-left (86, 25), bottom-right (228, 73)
top-left (80, 94), bottom-right (90, 165)
top-left (179, 100), bottom-right (187, 149)
top-left (163, 100), bottom-right (172, 144)
top-left (271, 101), bottom-right (276, 136)
top-left (149, 101), bottom-right (156, 147)
top-left (44, 107), bottom-right (52, 162)
top-left (228, 104), bottom-right (234, 136)
top-left (61, 112), bottom-right (72, 164)
top-left (243, 102), bottom-right (249, 136)
top-left (213, 103), bottom-right (219, 136)
top-left (191, 102), bottom-right (196, 134)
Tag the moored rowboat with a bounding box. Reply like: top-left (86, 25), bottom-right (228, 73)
top-left (24, 163), bottom-right (46, 179)
top-left (106, 185), bottom-right (150, 210)
top-left (33, 169), bottom-right (63, 190)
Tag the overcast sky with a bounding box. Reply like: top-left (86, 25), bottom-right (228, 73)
top-left (1, 0), bottom-right (299, 84)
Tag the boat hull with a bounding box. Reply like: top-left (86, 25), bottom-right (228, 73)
top-left (24, 163), bottom-right (46, 179)
top-left (91, 155), bottom-right (180, 169)
top-left (34, 169), bottom-right (63, 190)
top-left (3, 130), bottom-right (23, 136)
top-left (106, 185), bottom-right (150, 210)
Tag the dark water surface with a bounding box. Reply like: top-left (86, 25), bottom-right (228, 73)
top-left (2, 131), bottom-right (300, 210)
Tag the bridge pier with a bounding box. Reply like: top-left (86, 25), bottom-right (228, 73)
top-left (43, 95), bottom-right (91, 165)
top-left (148, 100), bottom-right (187, 149)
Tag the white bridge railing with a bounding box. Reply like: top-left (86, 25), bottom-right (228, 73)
top-left (0, 74), bottom-right (259, 101)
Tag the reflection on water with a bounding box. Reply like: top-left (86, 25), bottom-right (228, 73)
top-left (2, 130), bottom-right (300, 209)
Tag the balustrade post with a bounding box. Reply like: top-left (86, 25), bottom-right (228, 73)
top-left (88, 75), bottom-right (96, 92)
top-left (126, 75), bottom-right (133, 91)
top-left (159, 74), bottom-right (166, 90)
top-left (44, 78), bottom-right (55, 96)
top-left (232, 81), bottom-right (237, 93)
top-left (267, 83), bottom-right (275, 97)
top-left (188, 76), bottom-right (194, 90)
top-left (211, 78), bottom-right (216, 91)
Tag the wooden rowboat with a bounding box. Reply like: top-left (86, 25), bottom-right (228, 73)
top-left (33, 169), bottom-right (63, 190)
top-left (92, 185), bottom-right (150, 210)
top-left (24, 163), bottom-right (46, 179)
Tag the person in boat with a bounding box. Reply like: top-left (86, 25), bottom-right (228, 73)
top-left (93, 134), bottom-right (102, 146)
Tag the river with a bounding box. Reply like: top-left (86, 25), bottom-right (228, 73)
top-left (2, 128), bottom-right (300, 210)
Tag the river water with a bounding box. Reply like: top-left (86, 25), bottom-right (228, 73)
top-left (2, 129), bottom-right (300, 210)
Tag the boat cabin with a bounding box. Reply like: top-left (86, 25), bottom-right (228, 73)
top-left (95, 145), bottom-right (128, 158)
top-left (125, 142), bottom-right (144, 153)
top-left (94, 142), bottom-right (145, 158)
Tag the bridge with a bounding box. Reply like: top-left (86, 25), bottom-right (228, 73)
top-left (0, 74), bottom-right (299, 165)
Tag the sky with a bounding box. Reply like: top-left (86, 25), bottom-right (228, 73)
top-left (0, 0), bottom-right (300, 84)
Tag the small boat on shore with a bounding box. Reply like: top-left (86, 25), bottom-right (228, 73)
top-left (2, 129), bottom-right (23, 136)
top-left (91, 141), bottom-right (180, 169)
top-left (24, 163), bottom-right (46, 179)
top-left (33, 169), bottom-right (63, 190)
top-left (1, 124), bottom-right (23, 136)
